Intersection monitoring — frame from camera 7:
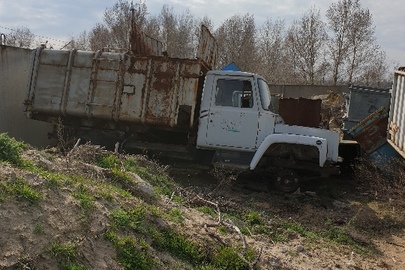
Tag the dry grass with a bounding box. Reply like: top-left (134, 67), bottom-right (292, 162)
top-left (354, 157), bottom-right (405, 202)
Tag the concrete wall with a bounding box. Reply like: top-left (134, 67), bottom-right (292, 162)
top-left (0, 45), bottom-right (55, 148)
top-left (269, 84), bottom-right (349, 98)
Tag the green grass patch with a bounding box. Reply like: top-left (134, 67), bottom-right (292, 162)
top-left (96, 154), bottom-right (121, 169)
top-left (110, 206), bottom-right (147, 231)
top-left (6, 178), bottom-right (42, 204)
top-left (211, 246), bottom-right (252, 270)
top-left (72, 184), bottom-right (94, 212)
top-left (0, 133), bottom-right (25, 166)
top-left (50, 241), bottom-right (88, 270)
top-left (167, 208), bottom-right (184, 223)
top-left (110, 168), bottom-right (133, 186)
top-left (123, 156), bottom-right (175, 196)
top-left (245, 211), bottom-right (263, 226)
top-left (196, 206), bottom-right (217, 218)
top-left (105, 231), bottom-right (155, 270)
top-left (151, 227), bottom-right (206, 266)
top-left (33, 223), bottom-right (44, 234)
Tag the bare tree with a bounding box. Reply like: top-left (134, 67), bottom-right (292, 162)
top-left (88, 0), bottom-right (149, 51)
top-left (256, 18), bottom-right (290, 84)
top-left (326, 0), bottom-right (388, 85)
top-left (286, 7), bottom-right (328, 85)
top-left (199, 16), bottom-right (215, 32)
top-left (6, 26), bottom-right (34, 48)
top-left (356, 49), bottom-right (390, 87)
top-left (214, 14), bottom-right (257, 72)
top-left (68, 31), bottom-right (91, 50)
top-left (143, 15), bottom-right (161, 39)
top-left (345, 3), bottom-right (376, 83)
top-left (89, 23), bottom-right (111, 50)
top-left (159, 5), bottom-right (196, 58)
top-left (326, 0), bottom-right (352, 85)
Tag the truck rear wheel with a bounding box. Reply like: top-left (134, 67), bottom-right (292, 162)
top-left (273, 170), bottom-right (300, 193)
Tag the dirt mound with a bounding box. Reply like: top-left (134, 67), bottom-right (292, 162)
top-left (0, 144), bottom-right (405, 269)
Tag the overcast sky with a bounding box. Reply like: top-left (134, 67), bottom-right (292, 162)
top-left (0, 0), bottom-right (404, 67)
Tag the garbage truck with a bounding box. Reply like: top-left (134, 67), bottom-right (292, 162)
top-left (24, 26), bottom-right (340, 192)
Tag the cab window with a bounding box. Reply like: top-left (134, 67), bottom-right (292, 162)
top-left (215, 79), bottom-right (253, 108)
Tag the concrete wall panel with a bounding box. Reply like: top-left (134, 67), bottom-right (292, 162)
top-left (269, 84), bottom-right (348, 98)
top-left (0, 45), bottom-right (55, 148)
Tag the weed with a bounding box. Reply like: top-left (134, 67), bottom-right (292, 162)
top-left (251, 224), bottom-right (271, 235)
top-left (168, 208), bottom-right (184, 223)
top-left (0, 133), bottom-right (25, 166)
top-left (111, 207), bottom-right (146, 229)
top-left (196, 206), bottom-right (217, 218)
top-left (245, 210), bottom-right (263, 226)
top-left (33, 170), bottom-right (68, 189)
top-left (106, 231), bottom-right (155, 270)
top-left (50, 241), bottom-right (77, 263)
top-left (23, 162), bottom-right (68, 189)
top-left (211, 246), bottom-right (249, 269)
top-left (124, 156), bottom-right (175, 196)
top-left (111, 209), bottom-right (131, 228)
top-left (96, 154), bottom-right (121, 169)
top-left (283, 221), bottom-right (318, 241)
top-left (147, 204), bottom-right (162, 216)
top-left (151, 227), bottom-right (205, 266)
top-left (97, 187), bottom-right (115, 201)
top-left (73, 184), bottom-right (94, 212)
top-left (110, 167), bottom-right (132, 185)
top-left (217, 225), bottom-right (229, 236)
top-left (104, 184), bottom-right (132, 199)
top-left (10, 178), bottom-right (42, 204)
top-left (33, 223), bottom-right (44, 234)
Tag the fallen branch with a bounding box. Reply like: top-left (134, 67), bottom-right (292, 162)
top-left (195, 194), bottom-right (262, 269)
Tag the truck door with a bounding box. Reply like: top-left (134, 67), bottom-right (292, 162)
top-left (205, 77), bottom-right (259, 150)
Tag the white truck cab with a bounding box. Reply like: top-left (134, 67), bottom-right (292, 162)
top-left (197, 70), bottom-right (340, 191)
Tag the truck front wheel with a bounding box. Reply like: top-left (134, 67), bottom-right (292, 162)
top-left (273, 170), bottom-right (300, 193)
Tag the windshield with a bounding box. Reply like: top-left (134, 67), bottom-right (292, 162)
top-left (257, 78), bottom-right (272, 111)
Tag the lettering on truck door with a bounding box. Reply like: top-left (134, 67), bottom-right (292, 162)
top-left (205, 77), bottom-right (259, 149)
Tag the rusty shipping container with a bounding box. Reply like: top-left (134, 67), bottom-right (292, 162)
top-left (388, 68), bottom-right (405, 159)
top-left (25, 27), bottom-right (217, 134)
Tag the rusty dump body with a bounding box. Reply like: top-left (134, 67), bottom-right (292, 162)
top-left (26, 49), bottom-right (208, 132)
top-left (25, 26), bottom-right (217, 144)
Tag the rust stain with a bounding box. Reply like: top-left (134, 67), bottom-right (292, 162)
top-left (129, 8), bottom-right (163, 56)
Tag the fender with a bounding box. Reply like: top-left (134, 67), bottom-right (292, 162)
top-left (250, 133), bottom-right (328, 170)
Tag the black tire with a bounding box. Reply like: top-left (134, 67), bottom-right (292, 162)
top-left (273, 170), bottom-right (300, 193)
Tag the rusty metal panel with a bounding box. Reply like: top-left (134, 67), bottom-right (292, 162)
top-left (130, 12), bottom-right (163, 56)
top-left (27, 47), bottom-right (207, 131)
top-left (278, 98), bottom-right (322, 128)
top-left (138, 58), bottom-right (204, 127)
top-left (388, 68), bottom-right (405, 158)
top-left (130, 30), bottom-right (163, 56)
top-left (348, 107), bottom-right (388, 154)
top-left (197, 25), bottom-right (218, 69)
top-left (120, 58), bottom-right (149, 122)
